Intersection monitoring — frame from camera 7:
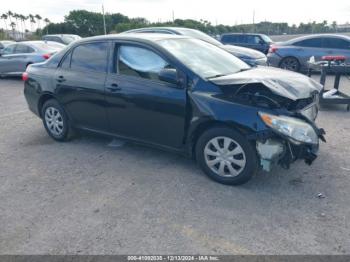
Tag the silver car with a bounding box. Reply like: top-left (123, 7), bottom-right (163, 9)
top-left (0, 41), bottom-right (65, 77)
top-left (122, 27), bottom-right (268, 66)
top-left (267, 34), bottom-right (350, 72)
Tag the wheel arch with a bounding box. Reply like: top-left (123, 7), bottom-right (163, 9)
top-left (38, 92), bottom-right (57, 118)
top-left (187, 119), bottom-right (255, 159)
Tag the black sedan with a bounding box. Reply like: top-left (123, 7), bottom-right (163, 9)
top-left (24, 34), bottom-right (325, 185)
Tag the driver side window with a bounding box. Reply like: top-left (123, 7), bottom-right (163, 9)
top-left (117, 45), bottom-right (172, 82)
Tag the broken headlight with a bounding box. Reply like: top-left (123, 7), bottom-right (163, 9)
top-left (259, 112), bottom-right (318, 145)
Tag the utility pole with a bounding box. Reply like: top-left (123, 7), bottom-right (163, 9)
top-left (102, 4), bottom-right (107, 35)
top-left (253, 9), bottom-right (255, 33)
top-left (172, 10), bottom-right (175, 22)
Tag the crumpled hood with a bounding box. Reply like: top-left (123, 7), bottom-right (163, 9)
top-left (210, 67), bottom-right (323, 100)
top-left (223, 44), bottom-right (266, 59)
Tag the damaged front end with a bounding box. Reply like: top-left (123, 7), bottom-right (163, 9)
top-left (209, 67), bottom-right (326, 172)
top-left (254, 111), bottom-right (325, 172)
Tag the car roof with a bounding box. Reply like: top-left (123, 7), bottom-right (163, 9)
top-left (43, 34), bottom-right (79, 37)
top-left (286, 34), bottom-right (350, 44)
top-left (4, 41), bottom-right (65, 51)
top-left (221, 33), bottom-right (267, 36)
top-left (124, 27), bottom-right (197, 34)
top-left (75, 33), bottom-right (189, 44)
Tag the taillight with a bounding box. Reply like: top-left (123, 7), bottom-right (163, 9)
top-left (42, 53), bottom-right (51, 59)
top-left (22, 72), bottom-right (29, 81)
top-left (268, 46), bottom-right (278, 53)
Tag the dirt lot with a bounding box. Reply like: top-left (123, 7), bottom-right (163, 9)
top-left (0, 76), bottom-right (350, 254)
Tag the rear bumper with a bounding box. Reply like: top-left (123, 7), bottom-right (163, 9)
top-left (24, 81), bottom-right (41, 117)
top-left (267, 53), bottom-right (282, 67)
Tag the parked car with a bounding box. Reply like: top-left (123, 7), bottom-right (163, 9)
top-left (220, 33), bottom-right (273, 54)
top-left (0, 41), bottom-right (65, 77)
top-left (268, 34), bottom-right (350, 72)
top-left (123, 27), bottom-right (268, 66)
top-left (42, 34), bottom-right (81, 45)
top-left (23, 34), bottom-right (325, 185)
top-left (0, 40), bottom-right (15, 51)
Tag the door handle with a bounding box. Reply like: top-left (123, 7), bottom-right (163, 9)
top-left (106, 83), bottom-right (121, 92)
top-left (56, 75), bottom-right (66, 83)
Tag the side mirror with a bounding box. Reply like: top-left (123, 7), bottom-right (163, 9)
top-left (259, 40), bottom-right (265, 45)
top-left (158, 68), bottom-right (178, 85)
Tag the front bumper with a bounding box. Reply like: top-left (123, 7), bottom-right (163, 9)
top-left (254, 114), bottom-right (325, 172)
top-left (256, 137), bottom-right (320, 172)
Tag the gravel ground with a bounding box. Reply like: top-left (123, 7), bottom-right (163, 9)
top-left (0, 76), bottom-right (349, 255)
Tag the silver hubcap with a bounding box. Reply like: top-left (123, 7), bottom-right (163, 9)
top-left (204, 136), bottom-right (246, 177)
top-left (45, 107), bottom-right (64, 136)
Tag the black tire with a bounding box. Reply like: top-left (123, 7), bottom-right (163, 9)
top-left (195, 127), bottom-right (258, 185)
top-left (41, 99), bottom-right (73, 142)
top-left (279, 56), bottom-right (300, 72)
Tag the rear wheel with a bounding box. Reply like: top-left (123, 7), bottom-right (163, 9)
top-left (279, 56), bottom-right (300, 72)
top-left (41, 99), bottom-right (73, 141)
top-left (195, 127), bottom-right (258, 185)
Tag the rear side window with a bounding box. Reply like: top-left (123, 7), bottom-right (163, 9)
top-left (2, 45), bottom-right (16, 54)
top-left (294, 38), bottom-right (323, 48)
top-left (246, 35), bottom-right (261, 44)
top-left (323, 38), bottom-right (350, 49)
top-left (117, 45), bottom-right (170, 82)
top-left (222, 35), bottom-right (245, 43)
top-left (71, 42), bottom-right (108, 73)
top-left (15, 44), bottom-right (34, 54)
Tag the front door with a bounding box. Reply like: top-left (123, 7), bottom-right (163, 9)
top-left (105, 43), bottom-right (187, 149)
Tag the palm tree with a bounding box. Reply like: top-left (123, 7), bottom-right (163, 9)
top-left (9, 21), bottom-right (16, 39)
top-left (13, 13), bottom-right (20, 39)
top-left (7, 11), bottom-right (13, 25)
top-left (35, 14), bottom-right (42, 34)
top-left (1, 14), bottom-right (8, 32)
top-left (19, 14), bottom-right (27, 39)
top-left (44, 18), bottom-right (50, 34)
top-left (28, 14), bottom-right (35, 32)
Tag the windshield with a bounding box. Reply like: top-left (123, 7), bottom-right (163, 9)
top-left (158, 38), bottom-right (250, 79)
top-left (261, 34), bottom-right (273, 43)
top-left (175, 28), bottom-right (222, 47)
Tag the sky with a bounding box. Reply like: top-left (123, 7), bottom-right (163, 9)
top-left (2, 0), bottom-right (350, 26)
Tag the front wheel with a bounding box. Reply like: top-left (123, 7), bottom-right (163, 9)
top-left (195, 127), bottom-right (258, 185)
top-left (41, 99), bottom-right (73, 142)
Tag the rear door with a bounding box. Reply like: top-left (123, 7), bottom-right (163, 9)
top-left (0, 44), bottom-right (18, 74)
top-left (11, 44), bottom-right (36, 73)
top-left (54, 41), bottom-right (110, 131)
top-left (104, 42), bottom-right (187, 149)
top-left (292, 37), bottom-right (326, 62)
